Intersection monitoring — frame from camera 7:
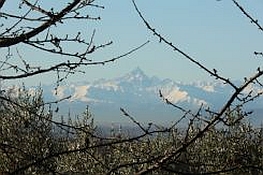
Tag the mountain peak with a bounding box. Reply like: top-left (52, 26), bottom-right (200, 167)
top-left (130, 67), bottom-right (145, 75)
top-left (113, 67), bottom-right (157, 88)
top-left (123, 67), bottom-right (148, 81)
top-left (127, 67), bottom-right (147, 79)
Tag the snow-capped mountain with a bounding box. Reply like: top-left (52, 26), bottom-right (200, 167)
top-left (42, 67), bottom-right (263, 124)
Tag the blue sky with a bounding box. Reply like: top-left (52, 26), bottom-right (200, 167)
top-left (3, 0), bottom-right (263, 86)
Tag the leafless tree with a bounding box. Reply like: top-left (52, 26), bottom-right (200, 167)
top-left (0, 0), bottom-right (148, 82)
top-left (124, 1), bottom-right (263, 174)
top-left (0, 1), bottom-right (150, 174)
top-left (0, 1), bottom-right (263, 175)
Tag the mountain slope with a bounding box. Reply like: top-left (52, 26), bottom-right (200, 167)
top-left (42, 68), bottom-right (263, 124)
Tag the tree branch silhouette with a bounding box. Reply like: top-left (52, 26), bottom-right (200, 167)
top-left (132, 0), bottom-right (263, 174)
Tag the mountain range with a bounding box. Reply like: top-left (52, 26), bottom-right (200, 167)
top-left (42, 67), bottom-right (263, 125)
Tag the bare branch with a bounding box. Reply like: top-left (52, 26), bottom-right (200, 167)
top-left (132, 1), bottom-right (263, 174)
top-left (0, 0), bottom-right (6, 10)
top-left (232, 0), bottom-right (263, 32)
top-left (0, 40), bottom-right (149, 80)
top-left (132, 0), bottom-right (238, 90)
top-left (0, 0), bottom-right (82, 47)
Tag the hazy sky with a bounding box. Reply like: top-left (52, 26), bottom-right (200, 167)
top-left (2, 0), bottom-right (263, 86)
